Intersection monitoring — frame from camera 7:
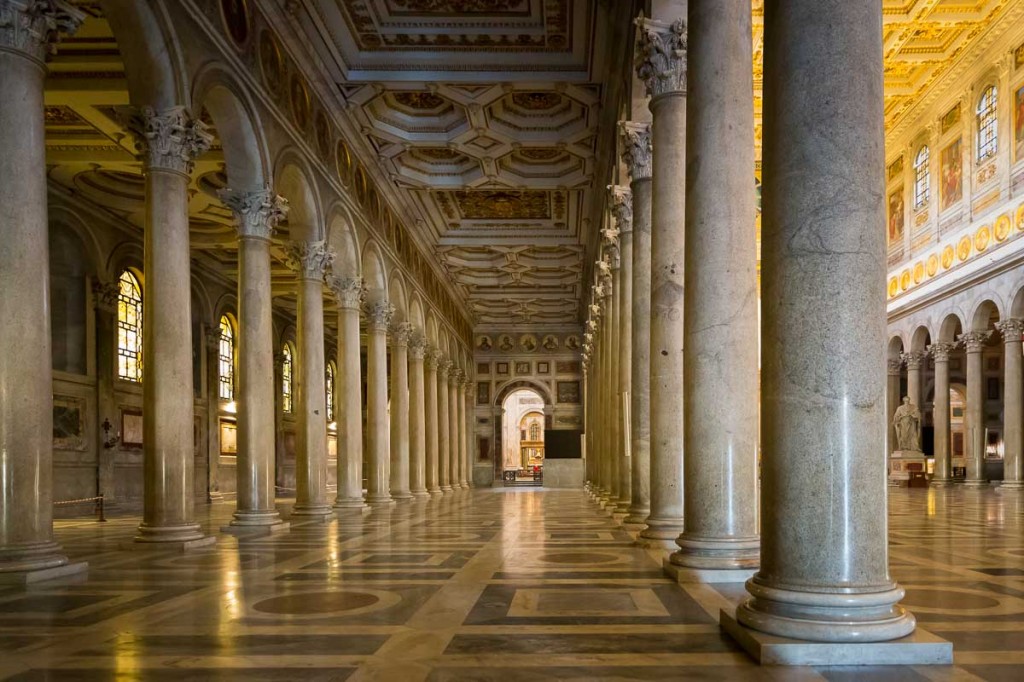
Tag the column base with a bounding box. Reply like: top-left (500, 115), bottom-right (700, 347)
top-left (0, 560), bottom-right (88, 585)
top-left (0, 540), bottom-right (72, 574)
top-left (410, 490), bottom-right (432, 500)
top-left (440, 485), bottom-right (453, 493)
top-left (998, 481), bottom-right (1024, 490)
top-left (391, 491), bottom-right (415, 502)
top-left (334, 497), bottom-right (371, 512)
top-left (663, 557), bottom-right (756, 584)
top-left (367, 495), bottom-right (397, 507)
top-left (428, 488), bottom-right (444, 498)
top-left (963, 479), bottom-right (989, 488)
top-left (670, 535), bottom-right (760, 570)
top-left (623, 508), bottom-right (650, 526)
top-left (721, 609), bottom-right (951, 666)
top-left (637, 517), bottom-right (685, 550)
top-left (135, 523), bottom-right (208, 545)
top-left (291, 503), bottom-right (334, 518)
top-left (929, 477), bottom-right (954, 488)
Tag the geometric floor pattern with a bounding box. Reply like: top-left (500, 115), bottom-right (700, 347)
top-left (1, 486), bottom-right (1023, 680)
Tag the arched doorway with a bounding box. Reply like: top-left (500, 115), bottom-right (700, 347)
top-left (499, 387), bottom-right (547, 484)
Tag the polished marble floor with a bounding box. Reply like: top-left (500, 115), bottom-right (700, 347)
top-left (1, 486), bottom-right (1023, 680)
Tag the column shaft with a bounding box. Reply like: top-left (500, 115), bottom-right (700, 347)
top-left (929, 344), bottom-right (955, 486)
top-left (426, 351), bottom-right (441, 495)
top-left (438, 362), bottom-right (452, 492)
top-left (408, 336), bottom-right (429, 498)
top-left (365, 303), bottom-right (394, 506)
top-left (962, 331), bottom-right (989, 487)
top-left (998, 320), bottom-right (1024, 487)
top-left (448, 372), bottom-right (461, 491)
top-left (330, 279), bottom-right (367, 510)
top-left (609, 259), bottom-right (623, 508)
top-left (389, 323), bottom-right (413, 500)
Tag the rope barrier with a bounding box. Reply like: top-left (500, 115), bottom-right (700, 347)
top-left (53, 494), bottom-right (106, 522)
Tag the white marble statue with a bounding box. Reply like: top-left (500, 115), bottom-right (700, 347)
top-left (893, 396), bottom-right (922, 452)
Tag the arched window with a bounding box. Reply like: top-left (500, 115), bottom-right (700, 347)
top-left (218, 315), bottom-right (235, 401)
top-left (976, 85), bottom-right (998, 162)
top-left (116, 270), bottom-right (143, 382)
top-left (281, 343), bottom-right (294, 413)
top-left (913, 145), bottom-right (930, 209)
top-left (529, 421), bottom-right (541, 441)
top-left (326, 362), bottom-right (335, 423)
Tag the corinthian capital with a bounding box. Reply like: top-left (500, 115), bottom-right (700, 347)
top-left (90, 278), bottom-right (119, 314)
top-left (409, 333), bottom-right (428, 359)
top-left (365, 300), bottom-right (394, 333)
top-left (996, 318), bottom-right (1024, 342)
top-left (438, 358), bottom-right (452, 377)
top-left (958, 330), bottom-right (992, 353)
top-left (425, 347), bottom-right (441, 370)
top-left (122, 106), bottom-right (213, 174)
top-left (619, 121), bottom-right (652, 181)
top-left (608, 185), bottom-right (633, 233)
top-left (635, 15), bottom-right (687, 99)
top-left (900, 350), bottom-right (926, 370)
top-left (928, 342), bottom-right (956, 362)
top-left (220, 188), bottom-right (288, 240)
top-left (326, 275), bottom-right (364, 310)
top-left (390, 321), bottom-right (414, 346)
top-left (449, 368), bottom-right (463, 384)
top-left (0, 0), bottom-right (85, 63)
top-left (285, 240), bottom-right (334, 280)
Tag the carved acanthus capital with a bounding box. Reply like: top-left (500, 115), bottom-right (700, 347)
top-left (608, 185), bottom-right (633, 234)
top-left (326, 275), bottom-right (364, 310)
top-left (0, 0), bottom-right (85, 64)
top-left (122, 106), bottom-right (212, 174)
top-left (635, 15), bottom-right (687, 99)
top-left (90, 278), bottom-right (119, 314)
top-left (619, 121), bottom-right (652, 181)
top-left (928, 342), bottom-right (957, 363)
top-left (204, 325), bottom-right (222, 352)
top-left (887, 359), bottom-right (903, 376)
top-left (390, 320), bottom-right (414, 346)
top-left (220, 188), bottom-right (288, 240)
top-left (438, 358), bottom-right (453, 377)
top-left (285, 240), bottom-right (333, 280)
top-left (996, 318), bottom-right (1024, 343)
top-left (449, 368), bottom-right (464, 384)
top-left (900, 350), bottom-right (927, 371)
top-left (959, 330), bottom-right (992, 353)
top-left (408, 333), bottom-right (428, 359)
top-left (425, 347), bottom-right (441, 370)
top-left (365, 300), bottom-right (394, 333)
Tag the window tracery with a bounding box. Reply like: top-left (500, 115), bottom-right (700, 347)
top-left (913, 145), bottom-right (930, 209)
top-left (116, 270), bottom-right (143, 382)
top-left (976, 85), bottom-right (998, 162)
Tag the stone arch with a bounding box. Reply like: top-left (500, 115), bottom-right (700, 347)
top-left (388, 270), bottom-right (408, 323)
top-left (887, 334), bottom-right (905, 361)
top-left (212, 291), bottom-right (239, 326)
top-left (48, 207), bottom-right (103, 278)
top-left (1010, 285), bottom-right (1024, 320)
top-left (274, 151), bottom-right (322, 243)
top-left (361, 240), bottom-right (388, 303)
top-left (426, 311), bottom-right (438, 348)
top-left (970, 298), bottom-right (1001, 332)
top-left (105, 240), bottom-right (145, 285)
top-left (910, 325), bottom-right (932, 352)
top-left (408, 291), bottom-right (425, 334)
top-left (493, 378), bottom-right (554, 408)
top-left (101, 0), bottom-right (188, 108)
top-left (325, 203), bottom-right (361, 278)
top-left (938, 312), bottom-right (964, 343)
top-left (190, 274), bottom-right (215, 328)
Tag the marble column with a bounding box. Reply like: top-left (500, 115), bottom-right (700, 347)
top-left (389, 322), bottom-right (413, 501)
top-left (365, 301), bottom-right (395, 506)
top-left (448, 369), bottom-right (462, 492)
top-left (408, 334), bottom-right (430, 498)
top-left (202, 325), bottom-right (224, 501)
top-left (733, 0), bottom-right (916, 643)
top-left (636, 16), bottom-right (687, 548)
top-left (671, 0), bottom-right (760, 572)
top-left (328, 276), bottom-right (368, 511)
top-left (462, 377), bottom-right (473, 488)
top-left (596, 272), bottom-right (613, 502)
top-left (903, 351), bottom-right (926, 411)
top-left (438, 359), bottom-right (452, 492)
top-left (997, 319), bottom-right (1024, 488)
top-left (0, 0), bottom-right (85, 576)
top-left (929, 343), bottom-right (956, 486)
top-left (425, 349), bottom-right (442, 496)
top-left (124, 106), bottom-right (213, 544)
top-left (610, 187), bottom-right (633, 514)
top-left (620, 122), bottom-right (653, 525)
top-left (218, 190), bottom-right (287, 530)
top-left (961, 330), bottom-right (991, 488)
top-left (285, 240), bottom-right (333, 517)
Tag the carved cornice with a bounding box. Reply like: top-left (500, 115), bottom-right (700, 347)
top-left (326, 275), bottom-right (364, 310)
top-left (959, 330), bottom-right (992, 353)
top-left (285, 240), bottom-right (333, 280)
top-left (365, 300), bottom-right (395, 333)
top-left (390, 320), bottom-right (414, 346)
top-left (122, 106), bottom-right (212, 174)
top-left (90, 279), bottom-right (118, 314)
top-left (619, 121), bottom-right (652, 181)
top-left (608, 185), bottom-right (633, 234)
top-left (0, 0), bottom-right (85, 65)
top-left (900, 350), bottom-right (927, 370)
top-left (220, 188), bottom-right (288, 240)
top-left (409, 333), bottom-right (428, 359)
top-left (928, 342), bottom-right (957, 362)
top-left (995, 319), bottom-right (1024, 343)
top-left (635, 15), bottom-right (687, 100)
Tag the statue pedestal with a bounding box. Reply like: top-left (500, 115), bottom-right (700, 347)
top-left (889, 449), bottom-right (926, 487)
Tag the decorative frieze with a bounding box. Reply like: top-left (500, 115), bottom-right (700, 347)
top-left (220, 188), bottom-right (289, 240)
top-left (635, 15), bottom-right (687, 99)
top-left (0, 0), bottom-right (85, 64)
top-left (619, 121), bottom-right (652, 181)
top-left (122, 106), bottom-right (213, 175)
top-left (285, 240), bottom-right (333, 280)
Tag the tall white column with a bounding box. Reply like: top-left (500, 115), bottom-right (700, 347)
top-left (285, 240), bottom-right (333, 517)
top-left (961, 330), bottom-right (990, 487)
top-left (329, 276), bottom-right (368, 511)
top-left (0, 0), bottom-right (85, 576)
top-left (903, 351), bottom-right (925, 411)
top-left (218, 191), bottom-right (288, 530)
top-left (389, 322), bottom-right (413, 501)
top-left (886, 359), bottom-right (902, 457)
top-left (605, 226), bottom-right (625, 511)
top-left (732, 0), bottom-right (916, 644)
top-left (620, 122), bottom-right (653, 525)
top-left (596, 271), bottom-right (613, 502)
top-left (438, 359), bottom-right (452, 492)
top-left (425, 349), bottom-right (442, 496)
top-left (408, 335), bottom-right (430, 498)
top-left (636, 16), bottom-right (687, 549)
top-left (125, 106), bottom-right (213, 544)
top-left (448, 369), bottom-right (462, 492)
top-left (929, 343), bottom-right (956, 486)
top-left (671, 0), bottom-right (760, 572)
top-left (365, 301), bottom-right (394, 506)
top-left (997, 319), bottom-right (1023, 488)
top-left (462, 377), bottom-right (473, 488)
top-left (610, 187), bottom-right (633, 514)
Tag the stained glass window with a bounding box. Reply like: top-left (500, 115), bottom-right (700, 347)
top-left (218, 315), bottom-right (235, 401)
top-left (282, 344), bottom-right (294, 413)
top-left (977, 86), bottom-right (998, 162)
top-left (326, 362), bottom-right (335, 423)
top-left (913, 145), bottom-right (930, 209)
top-left (116, 270), bottom-right (143, 382)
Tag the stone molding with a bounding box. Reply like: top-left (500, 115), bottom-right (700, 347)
top-left (959, 330), bottom-right (992, 353)
top-left (122, 106), bottom-right (213, 175)
top-left (285, 240), bottom-right (333, 280)
top-left (390, 320), bottom-right (414, 346)
top-left (365, 301), bottom-right (395, 333)
top-left (0, 0), bottom-right (84, 64)
top-left (619, 121), bottom-right (652, 181)
top-left (635, 15), bottom-right (687, 99)
top-left (608, 184), bottom-right (633, 234)
top-left (220, 189), bottom-right (289, 241)
top-left (901, 350), bottom-right (927, 370)
top-left (90, 279), bottom-right (118, 314)
top-left (326, 275), bottom-right (364, 310)
top-left (928, 342), bottom-right (957, 362)
top-left (409, 333), bottom-right (428, 359)
top-left (995, 318), bottom-right (1024, 342)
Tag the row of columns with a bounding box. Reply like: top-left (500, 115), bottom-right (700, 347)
top-left (0, 0), bottom-right (473, 580)
top-left (584, 0), bottom-right (920, 647)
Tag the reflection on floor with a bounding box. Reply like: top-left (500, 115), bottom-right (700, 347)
top-left (1, 487), bottom-right (1023, 681)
